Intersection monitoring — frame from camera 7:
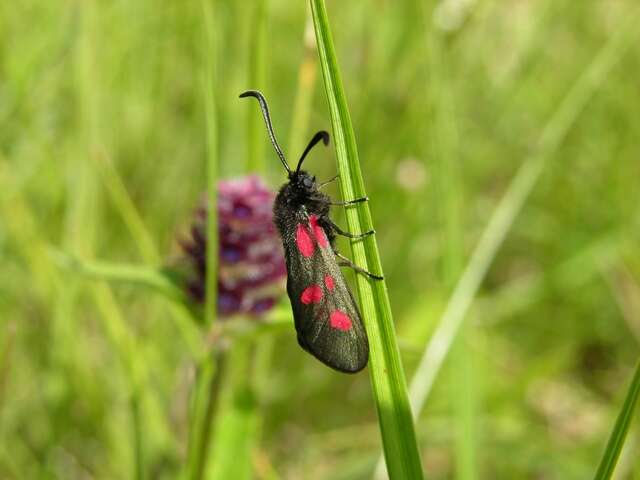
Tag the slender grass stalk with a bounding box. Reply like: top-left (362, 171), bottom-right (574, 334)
top-left (90, 284), bottom-right (152, 480)
top-left (131, 395), bottom-right (144, 480)
top-left (203, 0), bottom-right (218, 330)
top-left (73, 6), bottom-right (172, 473)
top-left (407, 4), bottom-right (640, 422)
top-left (593, 360), bottom-right (640, 480)
top-left (185, 0), bottom-right (219, 478)
top-left (52, 253), bottom-right (188, 303)
top-left (186, 357), bottom-right (223, 480)
top-left (92, 139), bottom-right (204, 361)
top-left (208, 3), bottom-right (268, 476)
top-left (209, 340), bottom-right (259, 480)
top-left (427, 26), bottom-right (476, 480)
top-left (0, 322), bottom-right (16, 419)
top-left (483, 233), bottom-right (621, 325)
top-left (94, 150), bottom-right (160, 264)
top-left (493, 0), bottom-right (557, 108)
top-left (287, 9), bottom-right (317, 159)
top-left (54, 0), bottom-right (99, 376)
top-left (83, 160), bottom-right (204, 470)
top-left (65, 3), bottom-right (142, 476)
top-left (0, 160), bottom-right (60, 300)
top-left (61, 2), bottom-right (152, 476)
top-left (54, 250), bottom-right (293, 340)
top-left (309, 1), bottom-right (424, 478)
top-left (246, 0), bottom-right (267, 173)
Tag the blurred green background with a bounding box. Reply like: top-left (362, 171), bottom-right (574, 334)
top-left (1, 0), bottom-right (639, 478)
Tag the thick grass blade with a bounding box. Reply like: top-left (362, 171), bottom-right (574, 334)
top-left (593, 360), bottom-right (640, 480)
top-left (309, 1), bottom-right (424, 478)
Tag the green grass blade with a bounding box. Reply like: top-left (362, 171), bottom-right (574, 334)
top-left (208, 3), bottom-right (269, 477)
top-left (246, 0), bottom-right (267, 173)
top-left (94, 149), bottom-right (205, 359)
top-left (0, 323), bottom-right (16, 422)
top-left (209, 340), bottom-right (259, 480)
top-left (185, 358), bottom-right (222, 480)
top-left (309, 1), bottom-right (424, 478)
top-left (53, 252), bottom-right (188, 303)
top-left (407, 5), bottom-right (640, 420)
top-left (185, 1), bottom-right (219, 478)
top-left (287, 9), bottom-right (317, 159)
top-left (94, 151), bottom-right (160, 265)
top-left (203, 0), bottom-right (218, 330)
top-left (426, 24), bottom-right (476, 480)
top-left (593, 360), bottom-right (640, 480)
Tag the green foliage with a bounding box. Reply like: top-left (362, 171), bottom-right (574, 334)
top-left (594, 360), bottom-right (640, 480)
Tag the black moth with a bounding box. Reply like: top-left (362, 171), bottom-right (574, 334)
top-left (240, 90), bottom-right (382, 373)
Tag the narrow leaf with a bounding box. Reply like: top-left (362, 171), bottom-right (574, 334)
top-left (309, 1), bottom-right (424, 478)
top-left (593, 360), bottom-right (640, 480)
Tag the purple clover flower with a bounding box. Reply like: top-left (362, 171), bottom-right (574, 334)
top-left (180, 176), bottom-right (286, 317)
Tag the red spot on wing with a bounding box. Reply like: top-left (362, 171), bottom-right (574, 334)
top-left (309, 215), bottom-right (329, 248)
top-left (329, 310), bottom-right (352, 331)
top-left (300, 285), bottom-right (323, 304)
top-left (324, 275), bottom-right (335, 291)
top-left (296, 223), bottom-right (315, 257)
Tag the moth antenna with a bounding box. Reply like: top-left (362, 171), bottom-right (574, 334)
top-left (239, 90), bottom-right (291, 174)
top-left (295, 131), bottom-right (330, 174)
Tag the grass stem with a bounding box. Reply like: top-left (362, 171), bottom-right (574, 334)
top-left (246, 0), bottom-right (267, 173)
top-left (184, 0), bottom-right (220, 477)
top-left (310, 1), bottom-right (424, 477)
top-left (593, 360), bottom-right (640, 480)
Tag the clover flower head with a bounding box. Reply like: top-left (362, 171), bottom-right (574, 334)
top-left (180, 176), bottom-right (286, 317)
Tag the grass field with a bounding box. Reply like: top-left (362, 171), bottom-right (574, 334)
top-left (1, 1), bottom-right (639, 479)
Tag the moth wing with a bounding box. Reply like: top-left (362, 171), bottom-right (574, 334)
top-left (284, 218), bottom-right (368, 373)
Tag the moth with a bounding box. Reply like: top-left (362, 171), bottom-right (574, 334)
top-left (240, 90), bottom-right (382, 373)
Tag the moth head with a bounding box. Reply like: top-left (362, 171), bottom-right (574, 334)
top-left (289, 170), bottom-right (317, 193)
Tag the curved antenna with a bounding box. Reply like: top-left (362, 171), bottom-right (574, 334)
top-left (239, 90), bottom-right (290, 173)
top-left (295, 131), bottom-right (330, 173)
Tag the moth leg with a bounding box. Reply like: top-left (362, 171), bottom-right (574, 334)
top-left (318, 174), bottom-right (339, 188)
top-left (329, 196), bottom-right (368, 206)
top-left (335, 251), bottom-right (384, 280)
top-left (327, 218), bottom-right (374, 239)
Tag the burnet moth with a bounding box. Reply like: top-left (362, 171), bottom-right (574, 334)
top-left (240, 90), bottom-right (382, 373)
